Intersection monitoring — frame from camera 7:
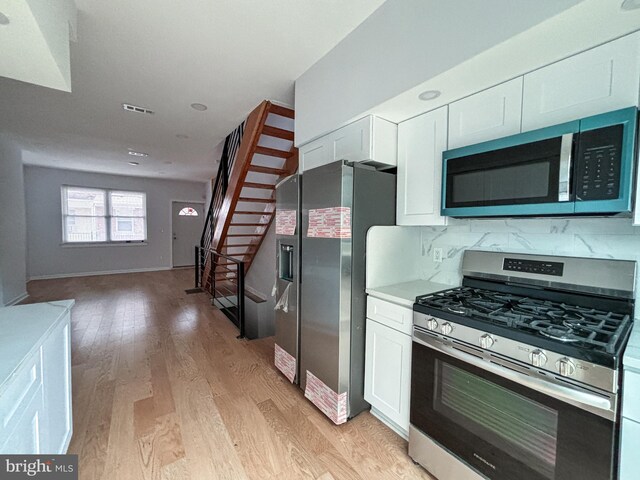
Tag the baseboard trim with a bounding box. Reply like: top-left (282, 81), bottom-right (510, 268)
top-left (28, 267), bottom-right (172, 281)
top-left (4, 292), bottom-right (29, 306)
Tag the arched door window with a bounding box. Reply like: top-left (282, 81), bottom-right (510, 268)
top-left (178, 207), bottom-right (198, 216)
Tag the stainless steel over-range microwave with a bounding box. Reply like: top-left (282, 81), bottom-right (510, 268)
top-left (441, 107), bottom-right (639, 217)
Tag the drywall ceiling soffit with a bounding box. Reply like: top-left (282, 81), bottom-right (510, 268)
top-left (369, 0), bottom-right (640, 125)
top-left (0, 0), bottom-right (387, 181)
top-left (0, 0), bottom-right (77, 92)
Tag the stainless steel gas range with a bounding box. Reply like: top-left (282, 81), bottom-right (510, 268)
top-left (408, 250), bottom-right (636, 480)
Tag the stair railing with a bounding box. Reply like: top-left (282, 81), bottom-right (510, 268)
top-left (197, 121), bottom-right (245, 287)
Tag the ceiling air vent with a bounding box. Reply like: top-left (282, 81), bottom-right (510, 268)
top-left (122, 103), bottom-right (154, 115)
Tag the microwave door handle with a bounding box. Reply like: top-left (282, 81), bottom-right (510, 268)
top-left (412, 329), bottom-right (614, 420)
top-left (558, 133), bottom-right (574, 202)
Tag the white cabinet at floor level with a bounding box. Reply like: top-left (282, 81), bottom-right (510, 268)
top-left (0, 301), bottom-right (73, 454)
top-left (364, 318), bottom-right (412, 437)
top-left (41, 319), bottom-right (73, 454)
top-left (448, 77), bottom-right (523, 149)
top-left (620, 417), bottom-right (640, 480)
top-left (397, 106), bottom-right (448, 226)
top-left (522, 32), bottom-right (640, 132)
top-left (299, 115), bottom-right (397, 172)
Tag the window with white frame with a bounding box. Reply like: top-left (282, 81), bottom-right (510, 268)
top-left (62, 186), bottom-right (147, 243)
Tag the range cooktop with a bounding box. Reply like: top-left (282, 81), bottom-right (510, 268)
top-left (415, 286), bottom-right (632, 356)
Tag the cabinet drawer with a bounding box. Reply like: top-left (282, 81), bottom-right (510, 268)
top-left (620, 418), bottom-right (640, 480)
top-left (623, 370), bottom-right (640, 422)
top-left (0, 348), bottom-right (43, 437)
top-left (367, 296), bottom-right (413, 335)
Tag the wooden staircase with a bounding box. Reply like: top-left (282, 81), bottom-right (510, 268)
top-left (201, 100), bottom-right (297, 292)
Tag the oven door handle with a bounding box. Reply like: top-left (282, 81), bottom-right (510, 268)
top-left (413, 330), bottom-right (614, 421)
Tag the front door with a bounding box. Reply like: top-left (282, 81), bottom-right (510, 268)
top-left (172, 201), bottom-right (204, 267)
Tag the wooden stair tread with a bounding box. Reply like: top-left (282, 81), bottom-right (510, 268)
top-left (230, 222), bottom-right (270, 227)
top-left (255, 146), bottom-right (290, 158)
top-left (268, 104), bottom-right (295, 119)
top-left (234, 210), bottom-right (273, 215)
top-left (243, 182), bottom-right (276, 190)
top-left (226, 233), bottom-right (262, 237)
top-left (262, 125), bottom-right (294, 141)
top-left (238, 197), bottom-right (275, 203)
top-left (247, 165), bottom-right (286, 176)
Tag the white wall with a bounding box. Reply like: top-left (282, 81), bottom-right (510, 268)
top-left (24, 166), bottom-right (206, 278)
top-left (294, 0), bottom-right (581, 145)
top-left (0, 135), bottom-right (28, 305)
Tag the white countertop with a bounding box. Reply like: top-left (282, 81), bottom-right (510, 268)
top-left (624, 319), bottom-right (640, 372)
top-left (0, 300), bottom-right (74, 392)
top-left (366, 279), bottom-right (455, 308)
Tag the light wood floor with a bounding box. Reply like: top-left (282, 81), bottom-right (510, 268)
top-left (25, 269), bottom-right (433, 480)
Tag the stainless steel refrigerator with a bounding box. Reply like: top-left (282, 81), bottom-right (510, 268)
top-left (274, 174), bottom-right (301, 385)
top-left (300, 161), bottom-right (395, 424)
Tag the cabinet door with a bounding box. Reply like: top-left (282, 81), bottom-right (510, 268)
top-left (522, 32), bottom-right (640, 131)
top-left (364, 319), bottom-right (412, 433)
top-left (449, 78), bottom-right (523, 149)
top-left (41, 314), bottom-right (73, 454)
top-left (397, 106), bottom-right (448, 226)
top-left (300, 140), bottom-right (330, 173)
top-left (620, 418), bottom-right (640, 480)
top-left (332, 116), bottom-right (372, 163)
top-left (0, 385), bottom-right (44, 454)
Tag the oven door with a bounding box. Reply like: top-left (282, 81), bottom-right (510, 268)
top-left (441, 121), bottom-right (579, 217)
top-left (410, 330), bottom-right (617, 480)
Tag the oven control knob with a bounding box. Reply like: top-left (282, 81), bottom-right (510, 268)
top-left (529, 350), bottom-right (548, 367)
top-left (441, 323), bottom-right (453, 335)
top-left (479, 334), bottom-right (494, 349)
top-left (425, 317), bottom-right (439, 331)
top-left (556, 358), bottom-right (576, 377)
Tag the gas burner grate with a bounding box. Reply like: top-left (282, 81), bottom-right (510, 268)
top-left (416, 286), bottom-right (631, 353)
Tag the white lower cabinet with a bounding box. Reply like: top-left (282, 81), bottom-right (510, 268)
top-left (0, 303), bottom-right (73, 454)
top-left (396, 106), bottom-right (449, 226)
top-left (620, 417), bottom-right (640, 480)
top-left (365, 317), bottom-right (412, 437)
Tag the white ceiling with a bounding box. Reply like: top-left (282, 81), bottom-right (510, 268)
top-left (0, 0), bottom-right (387, 181)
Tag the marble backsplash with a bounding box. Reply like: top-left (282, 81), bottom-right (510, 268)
top-left (418, 217), bottom-right (640, 300)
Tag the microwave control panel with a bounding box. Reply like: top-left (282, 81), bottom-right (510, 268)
top-left (574, 124), bottom-right (623, 201)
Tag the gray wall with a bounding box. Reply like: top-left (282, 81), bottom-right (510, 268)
top-left (0, 135), bottom-right (28, 305)
top-left (294, 0), bottom-right (580, 145)
top-left (245, 223), bottom-right (276, 313)
top-left (24, 166), bottom-right (206, 278)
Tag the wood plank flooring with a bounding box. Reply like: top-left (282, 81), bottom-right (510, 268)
top-left (25, 269), bottom-right (433, 480)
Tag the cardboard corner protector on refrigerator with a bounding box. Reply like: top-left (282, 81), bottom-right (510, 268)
top-left (275, 209), bottom-right (297, 236)
top-left (304, 370), bottom-right (348, 424)
top-left (307, 207), bottom-right (351, 239)
top-left (274, 343), bottom-right (296, 383)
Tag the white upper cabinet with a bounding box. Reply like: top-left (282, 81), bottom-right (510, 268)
top-left (522, 32), bottom-right (640, 132)
top-left (299, 115), bottom-right (397, 172)
top-left (448, 78), bottom-right (523, 149)
top-left (397, 106), bottom-right (448, 226)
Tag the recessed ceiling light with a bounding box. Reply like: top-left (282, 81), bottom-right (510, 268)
top-left (128, 150), bottom-right (148, 157)
top-left (122, 103), bottom-right (154, 115)
top-left (128, 161), bottom-right (140, 166)
top-left (0, 12), bottom-right (10, 25)
top-left (418, 90), bottom-right (441, 101)
top-left (621, 0), bottom-right (640, 10)
top-left (176, 134), bottom-right (189, 139)
top-left (190, 103), bottom-right (208, 111)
